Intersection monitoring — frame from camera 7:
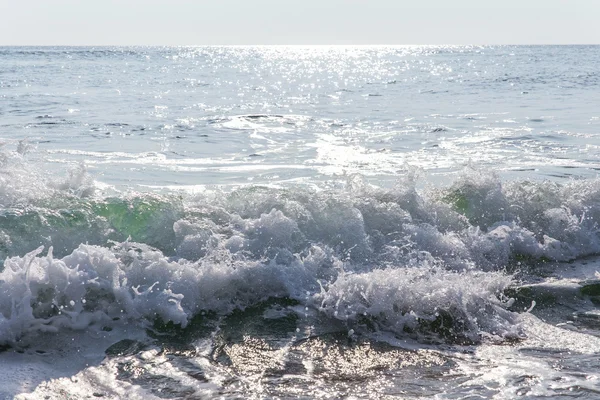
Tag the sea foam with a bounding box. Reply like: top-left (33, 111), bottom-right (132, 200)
top-left (2, 148), bottom-right (600, 344)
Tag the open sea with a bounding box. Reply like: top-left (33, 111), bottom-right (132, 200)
top-left (1, 45), bottom-right (600, 399)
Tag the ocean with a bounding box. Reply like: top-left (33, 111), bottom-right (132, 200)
top-left (1, 45), bottom-right (600, 399)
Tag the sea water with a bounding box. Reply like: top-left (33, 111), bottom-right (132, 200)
top-left (1, 45), bottom-right (600, 398)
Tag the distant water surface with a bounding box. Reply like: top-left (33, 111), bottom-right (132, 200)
top-left (2, 45), bottom-right (600, 189)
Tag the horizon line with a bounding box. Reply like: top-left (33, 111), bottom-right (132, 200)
top-left (1, 43), bottom-right (599, 47)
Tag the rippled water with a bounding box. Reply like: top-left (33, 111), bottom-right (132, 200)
top-left (2, 46), bottom-right (600, 399)
top-left (2, 45), bottom-right (600, 188)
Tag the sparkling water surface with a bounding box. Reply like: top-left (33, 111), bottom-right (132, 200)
top-left (2, 45), bottom-right (600, 189)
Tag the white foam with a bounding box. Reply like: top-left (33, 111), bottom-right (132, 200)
top-left (315, 265), bottom-right (519, 341)
top-left (3, 155), bottom-right (600, 348)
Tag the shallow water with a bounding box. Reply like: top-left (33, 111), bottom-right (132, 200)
top-left (1, 45), bottom-right (600, 399)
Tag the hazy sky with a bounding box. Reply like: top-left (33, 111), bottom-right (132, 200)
top-left (1, 0), bottom-right (599, 45)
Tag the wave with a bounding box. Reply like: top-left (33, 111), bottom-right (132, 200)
top-left (2, 149), bottom-right (600, 345)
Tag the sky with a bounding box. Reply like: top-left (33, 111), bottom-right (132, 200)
top-left (1, 0), bottom-right (599, 45)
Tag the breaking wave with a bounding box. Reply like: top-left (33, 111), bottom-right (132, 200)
top-left (2, 148), bottom-right (600, 345)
